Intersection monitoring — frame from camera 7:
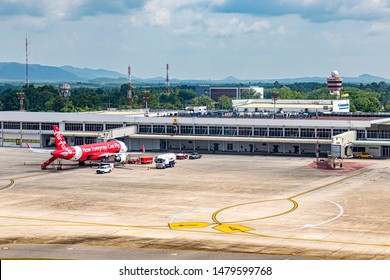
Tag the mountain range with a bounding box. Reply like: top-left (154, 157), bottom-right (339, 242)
top-left (0, 62), bottom-right (389, 85)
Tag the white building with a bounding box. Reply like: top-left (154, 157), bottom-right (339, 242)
top-left (0, 110), bottom-right (389, 158)
top-left (233, 99), bottom-right (350, 114)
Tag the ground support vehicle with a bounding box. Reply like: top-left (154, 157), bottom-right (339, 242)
top-left (96, 163), bottom-right (114, 174)
top-left (155, 153), bottom-right (176, 169)
top-left (189, 152), bottom-right (202, 159)
top-left (140, 156), bottom-right (154, 164)
top-left (176, 153), bottom-right (188, 159)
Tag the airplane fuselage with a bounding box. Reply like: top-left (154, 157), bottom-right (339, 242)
top-left (51, 141), bottom-right (127, 161)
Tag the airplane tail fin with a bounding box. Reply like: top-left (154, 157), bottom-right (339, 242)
top-left (53, 125), bottom-right (70, 150)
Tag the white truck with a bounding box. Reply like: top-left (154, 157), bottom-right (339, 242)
top-left (96, 163), bottom-right (114, 174)
top-left (155, 153), bottom-right (176, 169)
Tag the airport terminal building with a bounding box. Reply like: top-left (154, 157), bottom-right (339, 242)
top-left (0, 110), bottom-right (390, 158)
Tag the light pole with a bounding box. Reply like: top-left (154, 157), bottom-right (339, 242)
top-left (143, 90), bottom-right (150, 117)
top-left (272, 91), bottom-right (278, 119)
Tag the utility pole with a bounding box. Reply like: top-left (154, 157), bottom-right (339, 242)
top-left (127, 64), bottom-right (132, 105)
top-left (166, 63), bottom-right (170, 94)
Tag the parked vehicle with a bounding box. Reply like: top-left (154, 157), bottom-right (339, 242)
top-left (176, 152), bottom-right (188, 159)
top-left (96, 163), bottom-right (114, 174)
top-left (140, 156), bottom-right (154, 164)
top-left (189, 152), bottom-right (202, 159)
top-left (155, 153), bottom-right (176, 169)
top-left (356, 152), bottom-right (374, 159)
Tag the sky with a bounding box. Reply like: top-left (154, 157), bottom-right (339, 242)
top-left (1, 0), bottom-right (390, 80)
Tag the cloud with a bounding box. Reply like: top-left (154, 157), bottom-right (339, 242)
top-left (214, 0), bottom-right (390, 22)
top-left (3, 0), bottom-right (390, 24)
top-left (206, 17), bottom-right (269, 37)
top-left (368, 21), bottom-right (390, 35)
top-left (0, 0), bottom-right (146, 19)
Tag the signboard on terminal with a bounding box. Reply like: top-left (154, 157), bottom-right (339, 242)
top-left (332, 99), bottom-right (350, 112)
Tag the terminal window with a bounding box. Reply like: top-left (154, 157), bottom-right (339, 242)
top-left (333, 129), bottom-right (348, 136)
top-left (317, 129), bottom-right (332, 139)
top-left (65, 123), bottom-right (83, 131)
top-left (180, 125), bottom-right (193, 135)
top-left (269, 128), bottom-right (283, 137)
top-left (152, 125), bottom-right (165, 134)
top-left (139, 125), bottom-right (152, 133)
top-left (253, 127), bottom-right (268, 137)
top-left (22, 122), bottom-right (40, 130)
top-left (301, 128), bottom-right (315, 138)
top-left (105, 123), bottom-right (124, 130)
top-left (239, 127), bottom-right (252, 136)
top-left (41, 122), bottom-right (59, 131)
top-left (209, 126), bottom-right (222, 135)
top-left (195, 126), bottom-right (208, 135)
top-left (85, 123), bottom-right (103, 132)
top-left (224, 126), bottom-right (237, 136)
top-left (3, 122), bottom-right (20, 130)
top-left (285, 128), bottom-right (299, 137)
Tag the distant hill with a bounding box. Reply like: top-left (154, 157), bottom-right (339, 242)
top-left (60, 65), bottom-right (126, 80)
top-left (260, 74), bottom-right (390, 84)
top-left (0, 62), bottom-right (125, 82)
top-left (0, 62), bottom-right (80, 81)
top-left (0, 62), bottom-right (389, 85)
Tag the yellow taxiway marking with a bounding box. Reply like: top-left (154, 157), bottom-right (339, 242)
top-left (3, 169), bottom-right (388, 248)
top-left (168, 222), bottom-right (210, 229)
top-left (289, 171), bottom-right (367, 199)
top-left (0, 215), bottom-right (167, 231)
top-left (212, 170), bottom-right (368, 225)
top-left (213, 224), bottom-right (253, 234)
top-left (211, 198), bottom-right (298, 224)
top-left (0, 179), bottom-right (15, 192)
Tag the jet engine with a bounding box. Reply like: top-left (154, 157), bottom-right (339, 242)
top-left (114, 154), bottom-right (127, 163)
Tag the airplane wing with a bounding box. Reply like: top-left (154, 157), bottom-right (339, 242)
top-left (99, 145), bottom-right (145, 158)
top-left (98, 152), bottom-right (142, 158)
top-left (25, 142), bottom-right (53, 154)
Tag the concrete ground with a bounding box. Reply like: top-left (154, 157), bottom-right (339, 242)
top-left (0, 147), bottom-right (389, 260)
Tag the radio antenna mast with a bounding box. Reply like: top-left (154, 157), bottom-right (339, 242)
top-left (25, 34), bottom-right (29, 91)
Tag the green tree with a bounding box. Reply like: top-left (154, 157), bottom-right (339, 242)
top-left (240, 88), bottom-right (259, 99)
top-left (0, 90), bottom-right (20, 110)
top-left (45, 96), bottom-right (75, 112)
top-left (218, 95), bottom-right (232, 110)
top-left (191, 95), bottom-right (215, 109)
top-left (26, 86), bottom-right (56, 111)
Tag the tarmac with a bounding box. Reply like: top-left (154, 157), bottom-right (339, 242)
top-left (0, 147), bottom-right (389, 260)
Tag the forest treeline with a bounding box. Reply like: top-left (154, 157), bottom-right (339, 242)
top-left (0, 81), bottom-right (389, 112)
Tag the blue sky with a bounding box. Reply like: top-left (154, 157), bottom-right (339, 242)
top-left (1, 0), bottom-right (390, 80)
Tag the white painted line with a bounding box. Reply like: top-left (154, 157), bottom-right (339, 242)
top-left (0, 179), bottom-right (15, 193)
top-left (276, 199), bottom-right (344, 233)
top-left (169, 208), bottom-right (195, 224)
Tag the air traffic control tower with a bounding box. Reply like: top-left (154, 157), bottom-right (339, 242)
top-left (327, 70), bottom-right (343, 98)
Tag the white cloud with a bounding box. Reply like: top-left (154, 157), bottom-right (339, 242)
top-left (205, 17), bottom-right (269, 37)
top-left (368, 21), bottom-right (390, 35)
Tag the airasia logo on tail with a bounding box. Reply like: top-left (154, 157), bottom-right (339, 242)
top-left (53, 126), bottom-right (73, 154)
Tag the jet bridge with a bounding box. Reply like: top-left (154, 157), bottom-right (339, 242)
top-left (331, 130), bottom-right (356, 159)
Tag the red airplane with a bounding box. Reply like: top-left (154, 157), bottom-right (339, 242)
top-left (27, 125), bottom-right (139, 169)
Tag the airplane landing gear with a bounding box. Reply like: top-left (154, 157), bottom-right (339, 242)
top-left (56, 159), bottom-right (63, 170)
